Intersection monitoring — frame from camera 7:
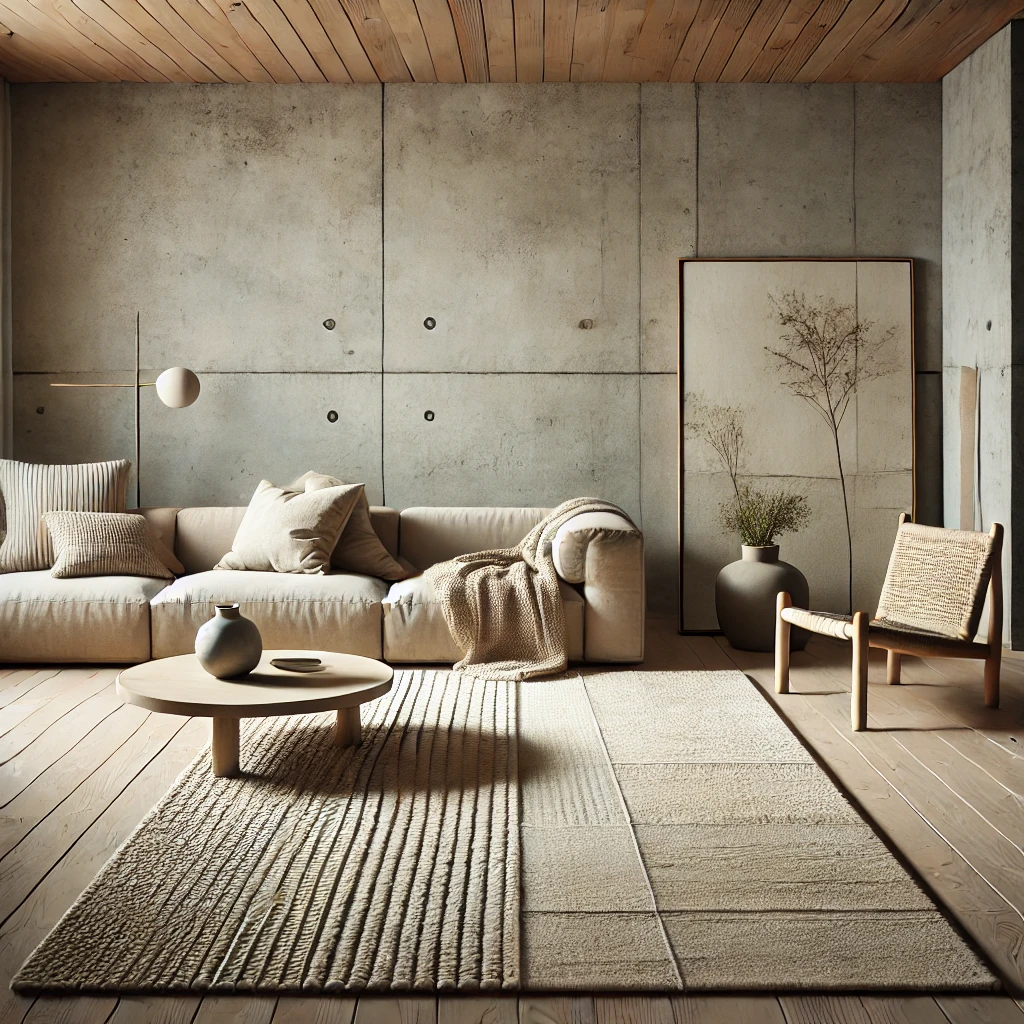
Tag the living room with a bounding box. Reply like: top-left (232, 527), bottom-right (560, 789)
top-left (0, 2), bottom-right (1022, 1022)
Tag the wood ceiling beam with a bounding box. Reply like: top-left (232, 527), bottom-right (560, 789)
top-left (514, 0), bottom-right (542, 79)
top-left (668, 0), bottom-right (728, 81)
top-left (306, 0), bottom-right (380, 81)
top-left (926, 3), bottom-right (1024, 79)
top-left (376, 0), bottom-right (436, 79)
top-left (542, 0), bottom-right (574, 80)
top-left (789, 0), bottom-right (882, 81)
top-left (628, 0), bottom-right (697, 82)
top-left (214, 0), bottom-right (297, 81)
top-left (66, 0), bottom-right (195, 80)
top-left (480, 0), bottom-right (513, 80)
top-left (694, 0), bottom-right (760, 81)
top-left (0, 0), bottom-right (1021, 85)
top-left (0, 14), bottom-right (94, 78)
top-left (769, 0), bottom-right (847, 81)
top-left (51, 0), bottom-right (174, 79)
top-left (718, 0), bottom-right (785, 80)
top-left (839, 0), bottom-right (944, 79)
top-left (98, 0), bottom-right (221, 80)
top-left (447, 0), bottom-right (486, 79)
top-left (599, 0), bottom-right (648, 83)
top-left (740, 0), bottom-right (817, 80)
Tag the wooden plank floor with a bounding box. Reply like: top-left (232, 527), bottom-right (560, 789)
top-left (2, 624), bottom-right (1024, 1024)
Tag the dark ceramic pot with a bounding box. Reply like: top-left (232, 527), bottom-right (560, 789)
top-left (715, 545), bottom-right (809, 653)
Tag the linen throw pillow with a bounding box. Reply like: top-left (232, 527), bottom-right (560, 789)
top-left (43, 512), bottom-right (174, 580)
top-left (214, 479), bottom-right (363, 574)
top-left (288, 471), bottom-right (412, 581)
top-left (0, 459), bottom-right (130, 573)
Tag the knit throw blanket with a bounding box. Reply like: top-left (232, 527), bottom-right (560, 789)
top-left (424, 497), bottom-right (632, 681)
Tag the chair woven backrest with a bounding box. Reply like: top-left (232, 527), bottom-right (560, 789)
top-left (874, 522), bottom-right (998, 640)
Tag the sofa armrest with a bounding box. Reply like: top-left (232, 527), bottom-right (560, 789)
top-left (552, 511), bottom-right (645, 662)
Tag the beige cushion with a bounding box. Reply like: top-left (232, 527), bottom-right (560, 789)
top-left (291, 473), bottom-right (410, 580)
top-left (137, 507), bottom-right (184, 574)
top-left (383, 572), bottom-right (584, 663)
top-left (214, 479), bottom-right (363, 574)
top-left (398, 507), bottom-right (549, 569)
top-left (175, 507), bottom-right (245, 574)
top-left (150, 569), bottom-right (386, 659)
top-left (44, 511), bottom-right (173, 580)
top-left (0, 459), bottom-right (129, 573)
top-left (0, 570), bottom-right (166, 663)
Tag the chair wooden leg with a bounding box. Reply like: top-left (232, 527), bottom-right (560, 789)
top-left (775, 592), bottom-right (792, 694)
top-left (984, 648), bottom-right (1001, 709)
top-left (851, 612), bottom-right (868, 732)
top-left (886, 650), bottom-right (901, 685)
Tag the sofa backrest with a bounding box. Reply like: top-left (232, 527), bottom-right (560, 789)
top-left (142, 505), bottom-right (401, 575)
top-left (143, 504), bottom-right (553, 575)
top-left (398, 507), bottom-right (550, 569)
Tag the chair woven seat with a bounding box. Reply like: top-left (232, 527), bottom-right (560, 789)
top-left (774, 514), bottom-right (1003, 731)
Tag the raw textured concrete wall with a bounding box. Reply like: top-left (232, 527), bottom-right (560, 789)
top-left (11, 82), bottom-right (941, 616)
top-left (943, 25), bottom-right (1022, 646)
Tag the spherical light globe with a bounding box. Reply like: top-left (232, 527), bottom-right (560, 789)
top-left (155, 367), bottom-right (200, 409)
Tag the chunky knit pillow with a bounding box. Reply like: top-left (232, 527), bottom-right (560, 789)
top-left (43, 511), bottom-right (173, 580)
top-left (0, 459), bottom-right (130, 573)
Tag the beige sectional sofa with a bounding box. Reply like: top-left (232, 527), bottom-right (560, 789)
top-left (0, 504), bottom-right (645, 665)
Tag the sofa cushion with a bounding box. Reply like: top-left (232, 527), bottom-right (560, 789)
top-left (174, 506), bottom-right (401, 575)
top-left (383, 572), bottom-right (584, 663)
top-left (399, 507), bottom-right (549, 570)
top-left (150, 569), bottom-right (386, 659)
top-left (0, 570), bottom-right (167, 663)
top-left (44, 511), bottom-right (174, 580)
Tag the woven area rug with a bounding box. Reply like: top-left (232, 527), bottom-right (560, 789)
top-left (14, 670), bottom-right (518, 993)
top-left (518, 670), bottom-right (997, 992)
top-left (15, 668), bottom-right (996, 993)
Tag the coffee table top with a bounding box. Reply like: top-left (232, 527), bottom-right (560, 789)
top-left (116, 650), bottom-right (394, 718)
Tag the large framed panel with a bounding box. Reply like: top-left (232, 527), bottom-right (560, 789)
top-left (679, 258), bottom-right (915, 633)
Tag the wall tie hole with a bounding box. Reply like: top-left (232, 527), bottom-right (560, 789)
top-left (424, 410), bottom-right (435, 421)
top-left (323, 318), bottom-right (336, 330)
top-left (327, 410), bottom-right (338, 423)
top-left (423, 317), bottom-right (436, 330)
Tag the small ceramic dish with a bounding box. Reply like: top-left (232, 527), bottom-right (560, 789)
top-left (270, 657), bottom-right (324, 673)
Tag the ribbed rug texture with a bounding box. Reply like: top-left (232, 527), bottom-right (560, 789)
top-left (13, 670), bottom-right (519, 994)
top-left (14, 668), bottom-right (996, 993)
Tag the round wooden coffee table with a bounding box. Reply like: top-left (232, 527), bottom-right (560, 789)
top-left (116, 650), bottom-right (394, 778)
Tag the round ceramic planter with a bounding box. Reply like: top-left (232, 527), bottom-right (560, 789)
top-left (195, 603), bottom-right (263, 679)
top-left (715, 545), bottom-right (809, 653)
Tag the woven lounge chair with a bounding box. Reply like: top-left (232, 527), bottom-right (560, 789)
top-left (773, 513), bottom-right (1003, 731)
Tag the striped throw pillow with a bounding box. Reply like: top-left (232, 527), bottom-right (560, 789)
top-left (43, 512), bottom-right (173, 580)
top-left (0, 459), bottom-right (130, 572)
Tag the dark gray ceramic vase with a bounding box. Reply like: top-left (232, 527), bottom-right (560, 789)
top-left (195, 603), bottom-right (263, 679)
top-left (715, 545), bottom-right (809, 653)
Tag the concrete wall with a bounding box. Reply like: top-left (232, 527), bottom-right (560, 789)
top-left (10, 82), bottom-right (942, 615)
top-left (943, 24), bottom-right (1022, 646)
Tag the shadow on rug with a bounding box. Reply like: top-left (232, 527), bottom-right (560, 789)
top-left (14, 669), bottom-right (998, 994)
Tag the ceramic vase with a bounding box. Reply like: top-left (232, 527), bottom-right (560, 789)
top-left (195, 603), bottom-right (263, 679)
top-left (715, 545), bottom-right (809, 653)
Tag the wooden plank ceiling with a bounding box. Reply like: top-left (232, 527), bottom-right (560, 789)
top-left (0, 0), bottom-right (1020, 84)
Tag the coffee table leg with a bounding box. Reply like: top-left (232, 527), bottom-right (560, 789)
top-left (335, 706), bottom-right (362, 747)
top-left (212, 717), bottom-right (240, 777)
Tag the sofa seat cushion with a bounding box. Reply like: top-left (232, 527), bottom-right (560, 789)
top-left (383, 573), bottom-right (584, 663)
top-left (150, 570), bottom-right (386, 659)
top-left (0, 570), bottom-right (167, 663)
